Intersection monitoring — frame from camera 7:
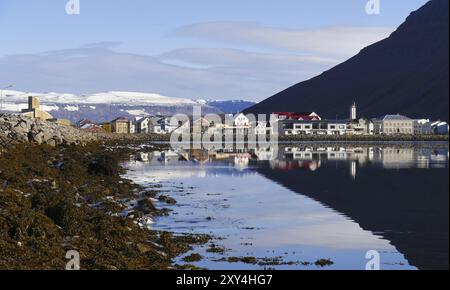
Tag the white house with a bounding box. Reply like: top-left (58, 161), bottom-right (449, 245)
top-left (234, 113), bottom-right (250, 127)
top-left (222, 113), bottom-right (252, 135)
top-left (431, 121), bottom-right (449, 135)
top-left (148, 117), bottom-right (165, 134)
top-left (135, 117), bottom-right (151, 133)
top-left (414, 119), bottom-right (433, 135)
top-left (283, 120), bottom-right (351, 136)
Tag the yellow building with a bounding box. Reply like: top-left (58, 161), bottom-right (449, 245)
top-left (111, 117), bottom-right (130, 134)
top-left (101, 123), bottom-right (112, 133)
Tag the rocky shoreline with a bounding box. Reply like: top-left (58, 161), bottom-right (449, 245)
top-left (0, 141), bottom-right (209, 270)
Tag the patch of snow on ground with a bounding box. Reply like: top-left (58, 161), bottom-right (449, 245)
top-left (41, 105), bottom-right (60, 112)
top-left (64, 105), bottom-right (79, 112)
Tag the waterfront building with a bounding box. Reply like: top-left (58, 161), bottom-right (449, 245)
top-left (414, 119), bottom-right (433, 135)
top-left (282, 119), bottom-right (352, 136)
top-left (373, 114), bottom-right (414, 135)
top-left (135, 117), bottom-right (151, 133)
top-left (77, 119), bottom-right (104, 133)
top-left (350, 118), bottom-right (375, 135)
top-left (431, 121), bottom-right (449, 135)
top-left (111, 117), bottom-right (131, 134)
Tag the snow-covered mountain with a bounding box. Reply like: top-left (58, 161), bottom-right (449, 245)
top-left (3, 90), bottom-right (201, 106)
top-left (0, 90), bottom-right (256, 122)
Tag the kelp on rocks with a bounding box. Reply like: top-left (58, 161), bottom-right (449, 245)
top-left (0, 143), bottom-right (208, 270)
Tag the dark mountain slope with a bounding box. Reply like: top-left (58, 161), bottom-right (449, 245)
top-left (246, 0), bottom-right (449, 121)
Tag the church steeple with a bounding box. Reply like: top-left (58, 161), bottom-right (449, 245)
top-left (351, 102), bottom-right (357, 121)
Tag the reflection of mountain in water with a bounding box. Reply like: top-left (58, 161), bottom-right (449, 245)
top-left (134, 145), bottom-right (449, 269)
top-left (255, 152), bottom-right (449, 270)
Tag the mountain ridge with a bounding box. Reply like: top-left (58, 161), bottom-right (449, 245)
top-left (245, 0), bottom-right (449, 121)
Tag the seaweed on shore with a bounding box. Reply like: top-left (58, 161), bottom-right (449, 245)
top-left (0, 143), bottom-right (208, 270)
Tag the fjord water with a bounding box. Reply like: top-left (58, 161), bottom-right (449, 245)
top-left (124, 144), bottom-right (449, 270)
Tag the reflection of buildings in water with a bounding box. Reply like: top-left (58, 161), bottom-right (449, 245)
top-left (416, 155), bottom-right (430, 169)
top-left (280, 146), bottom-right (449, 170)
top-left (133, 150), bottom-right (179, 164)
top-left (380, 148), bottom-right (415, 169)
top-left (136, 146), bottom-right (449, 172)
top-left (350, 160), bottom-right (357, 180)
top-left (175, 146), bottom-right (277, 164)
top-left (157, 150), bottom-right (180, 163)
top-left (282, 146), bottom-right (371, 163)
top-left (381, 148), bottom-right (449, 169)
top-left (134, 152), bottom-right (152, 162)
top-left (254, 147), bottom-right (278, 161)
top-left (189, 149), bottom-right (210, 164)
top-left (234, 154), bottom-right (251, 169)
top-left (270, 159), bottom-right (322, 172)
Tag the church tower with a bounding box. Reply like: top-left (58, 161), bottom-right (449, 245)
top-left (351, 102), bottom-right (357, 121)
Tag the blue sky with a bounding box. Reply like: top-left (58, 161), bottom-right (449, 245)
top-left (0, 0), bottom-right (429, 101)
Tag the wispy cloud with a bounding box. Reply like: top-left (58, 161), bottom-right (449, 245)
top-left (1, 46), bottom-right (317, 100)
top-left (175, 22), bottom-right (394, 57)
top-left (0, 46), bottom-right (336, 100)
top-left (0, 22), bottom-right (395, 101)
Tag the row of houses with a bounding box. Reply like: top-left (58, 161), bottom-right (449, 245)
top-left (77, 116), bottom-right (181, 134)
top-left (278, 103), bottom-right (449, 136)
top-left (16, 96), bottom-right (448, 136)
top-left (76, 102), bottom-right (449, 136)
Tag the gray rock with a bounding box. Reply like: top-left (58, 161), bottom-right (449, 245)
top-left (0, 113), bottom-right (97, 148)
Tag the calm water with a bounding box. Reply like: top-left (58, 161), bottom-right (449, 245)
top-left (124, 143), bottom-right (449, 270)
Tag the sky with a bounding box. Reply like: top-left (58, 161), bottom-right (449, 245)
top-left (0, 0), bottom-right (429, 101)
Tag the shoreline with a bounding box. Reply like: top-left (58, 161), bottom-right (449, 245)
top-left (96, 132), bottom-right (449, 143)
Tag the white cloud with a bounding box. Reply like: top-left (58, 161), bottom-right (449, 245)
top-left (0, 46), bottom-right (331, 101)
top-left (160, 47), bottom-right (338, 69)
top-left (0, 23), bottom-right (394, 101)
top-left (175, 22), bottom-right (394, 57)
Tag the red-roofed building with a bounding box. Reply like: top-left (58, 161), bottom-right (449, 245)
top-left (274, 112), bottom-right (321, 121)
